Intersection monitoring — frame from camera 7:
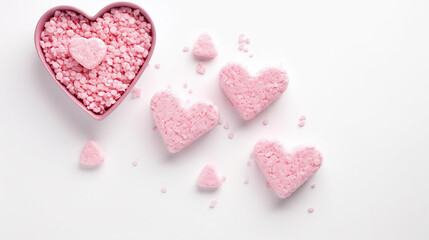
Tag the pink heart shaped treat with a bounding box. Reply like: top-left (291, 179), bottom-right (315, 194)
top-left (80, 141), bottom-right (104, 166)
top-left (253, 140), bottom-right (323, 198)
top-left (150, 90), bottom-right (219, 153)
top-left (197, 164), bottom-right (223, 188)
top-left (193, 33), bottom-right (217, 59)
top-left (219, 63), bottom-right (289, 120)
top-left (35, 4), bottom-right (155, 120)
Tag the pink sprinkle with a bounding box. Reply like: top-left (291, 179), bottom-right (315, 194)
top-left (311, 183), bottom-right (316, 188)
top-left (266, 181), bottom-right (271, 189)
top-left (131, 87), bottom-right (143, 98)
top-left (247, 160), bottom-right (252, 166)
top-left (188, 89), bottom-right (193, 94)
top-left (183, 83), bottom-right (188, 89)
top-left (209, 199), bottom-right (218, 208)
top-left (228, 132), bottom-right (234, 139)
top-left (196, 62), bottom-right (206, 75)
top-left (132, 161), bottom-right (138, 167)
top-left (80, 141), bottom-right (104, 166)
top-left (262, 119), bottom-right (269, 125)
top-left (223, 123), bottom-right (229, 129)
top-left (299, 120), bottom-right (306, 127)
top-left (182, 46), bottom-right (189, 52)
top-left (249, 54), bottom-right (254, 58)
top-left (161, 187), bottom-right (167, 193)
top-left (218, 118), bottom-right (223, 125)
top-left (300, 115), bottom-right (306, 121)
top-left (155, 63), bottom-right (160, 69)
top-left (244, 179), bottom-right (249, 184)
top-left (197, 164), bottom-right (223, 189)
top-left (308, 207), bottom-right (314, 213)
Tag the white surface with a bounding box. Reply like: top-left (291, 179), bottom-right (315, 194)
top-left (0, 0), bottom-right (428, 239)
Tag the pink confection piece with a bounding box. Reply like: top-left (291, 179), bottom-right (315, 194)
top-left (197, 164), bottom-right (223, 188)
top-left (196, 62), bottom-right (206, 75)
top-left (188, 89), bottom-right (193, 94)
top-left (222, 176), bottom-right (227, 182)
top-left (150, 90), bottom-right (219, 153)
top-left (183, 83), bottom-right (188, 89)
top-left (263, 119), bottom-right (269, 125)
top-left (80, 141), bottom-right (104, 166)
top-left (249, 54), bottom-right (254, 58)
top-left (311, 183), bottom-right (316, 188)
top-left (308, 207), bottom-right (314, 213)
top-left (132, 161), bottom-right (138, 167)
top-left (244, 179), bottom-right (249, 184)
top-left (182, 46), bottom-right (189, 52)
top-left (300, 115), bottom-right (306, 121)
top-left (161, 187), bottom-right (167, 193)
top-left (36, 5), bottom-right (155, 119)
top-left (209, 199), bottom-right (217, 208)
top-left (131, 87), bottom-right (143, 98)
top-left (219, 63), bottom-right (289, 120)
top-left (218, 118), bottom-right (223, 125)
top-left (69, 37), bottom-right (107, 70)
top-left (155, 63), bottom-right (160, 69)
top-left (299, 120), bottom-right (306, 127)
top-left (193, 33), bottom-right (217, 59)
top-left (253, 140), bottom-right (323, 198)
top-left (228, 132), bottom-right (234, 139)
top-left (223, 123), bottom-right (229, 129)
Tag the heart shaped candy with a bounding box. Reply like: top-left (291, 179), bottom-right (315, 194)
top-left (219, 63), bottom-right (289, 120)
top-left (35, 3), bottom-right (156, 120)
top-left (150, 90), bottom-right (219, 153)
top-left (193, 33), bottom-right (217, 59)
top-left (197, 164), bottom-right (223, 188)
top-left (253, 140), bottom-right (323, 198)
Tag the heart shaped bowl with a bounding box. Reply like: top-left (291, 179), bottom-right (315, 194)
top-left (34, 2), bottom-right (156, 120)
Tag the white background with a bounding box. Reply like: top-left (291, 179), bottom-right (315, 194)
top-left (0, 0), bottom-right (428, 239)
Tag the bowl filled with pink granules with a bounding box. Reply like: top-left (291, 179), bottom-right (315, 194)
top-left (35, 2), bottom-right (156, 120)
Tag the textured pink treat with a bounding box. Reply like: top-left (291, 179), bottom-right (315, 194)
top-left (80, 141), bottom-right (104, 166)
top-left (150, 90), bottom-right (219, 153)
top-left (131, 86), bottom-right (143, 98)
top-left (223, 123), bottom-right (229, 129)
top-left (308, 207), bottom-right (314, 213)
top-left (311, 183), bottom-right (316, 188)
top-left (69, 37), bottom-right (107, 69)
top-left (161, 187), bottom-right (167, 193)
top-left (209, 199), bottom-right (218, 208)
top-left (228, 132), bottom-right (234, 139)
top-left (132, 161), bottom-right (138, 166)
top-left (263, 119), bottom-right (269, 125)
top-left (219, 63), bottom-right (289, 120)
top-left (253, 140), bottom-right (323, 198)
top-left (182, 46), bottom-right (189, 52)
top-left (40, 8), bottom-right (152, 115)
top-left (299, 119), bottom-right (306, 127)
top-left (155, 63), bottom-right (160, 69)
top-left (197, 164), bottom-right (223, 188)
top-left (193, 33), bottom-right (217, 59)
top-left (196, 62), bottom-right (206, 75)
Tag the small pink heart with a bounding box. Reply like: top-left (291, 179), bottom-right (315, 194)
top-left (80, 141), bottom-right (104, 166)
top-left (69, 37), bottom-right (107, 70)
top-left (150, 90), bottom-right (219, 153)
top-left (193, 33), bottom-right (217, 59)
top-left (34, 3), bottom-right (156, 120)
top-left (219, 63), bottom-right (289, 120)
top-left (253, 140), bottom-right (323, 198)
top-left (197, 164), bottom-right (223, 188)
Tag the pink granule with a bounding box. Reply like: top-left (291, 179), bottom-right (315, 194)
top-left (131, 86), bottom-right (143, 98)
top-left (196, 62), bottom-right (206, 74)
top-left (40, 8), bottom-right (152, 114)
top-left (183, 83), bottom-right (188, 89)
top-left (253, 140), bottom-right (323, 198)
top-left (209, 200), bottom-right (218, 208)
top-left (132, 161), bottom-right (138, 166)
top-left (80, 141), bottom-right (104, 166)
top-left (219, 63), bottom-right (289, 120)
top-left (197, 164), bottom-right (223, 188)
top-left (244, 179), bottom-right (249, 184)
top-left (249, 54), bottom-right (254, 58)
top-left (228, 132), bottom-right (234, 139)
top-left (300, 115), bottom-right (306, 121)
top-left (188, 89), bottom-right (193, 94)
top-left (161, 187), bottom-right (167, 193)
top-left (218, 118), bottom-right (223, 125)
top-left (150, 90), bottom-right (219, 153)
top-left (155, 63), bottom-right (160, 69)
top-left (311, 183), bottom-right (316, 188)
top-left (308, 207), bottom-right (314, 213)
top-left (223, 123), bottom-right (229, 129)
top-left (262, 119), bottom-right (269, 125)
top-left (299, 115), bottom-right (306, 127)
top-left (193, 33), bottom-right (217, 59)
top-left (182, 46), bottom-right (189, 52)
top-left (238, 34), bottom-right (250, 53)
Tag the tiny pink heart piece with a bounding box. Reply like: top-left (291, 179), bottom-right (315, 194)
top-left (253, 140), bottom-right (323, 198)
top-left (219, 63), bottom-right (289, 120)
top-left (80, 141), bottom-right (104, 166)
top-left (197, 164), bottom-right (223, 188)
top-left (69, 37), bottom-right (107, 69)
top-left (193, 33), bottom-right (217, 59)
top-left (150, 90), bottom-right (219, 153)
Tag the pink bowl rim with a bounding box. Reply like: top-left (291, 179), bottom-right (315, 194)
top-left (34, 2), bottom-right (156, 121)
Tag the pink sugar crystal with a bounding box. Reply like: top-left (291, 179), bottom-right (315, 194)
top-left (193, 33), bottom-right (217, 59)
top-left (183, 83), bottom-right (188, 89)
top-left (210, 199), bottom-right (218, 208)
top-left (150, 90), bottom-right (219, 153)
top-left (299, 120), bottom-right (306, 127)
top-left (263, 119), bottom-right (269, 125)
top-left (196, 62), bottom-right (206, 75)
top-left (40, 8), bottom-right (152, 115)
top-left (80, 141), bottom-right (104, 166)
top-left (308, 207), bottom-right (314, 213)
top-left (219, 63), bottom-right (289, 120)
top-left (131, 87), bottom-right (143, 98)
top-left (311, 183), bottom-right (316, 188)
top-left (244, 179), bottom-right (249, 184)
top-left (300, 115), bottom-right (306, 121)
top-left (223, 123), bottom-right (229, 129)
top-left (182, 46), bottom-right (189, 52)
top-left (228, 132), bottom-right (234, 139)
top-left (253, 140), bottom-right (323, 198)
top-left (161, 187), bottom-right (167, 193)
top-left (132, 161), bottom-right (138, 167)
top-left (197, 164), bottom-right (223, 188)
top-left (155, 63), bottom-right (160, 69)
top-left (188, 89), bottom-right (193, 94)
top-left (249, 54), bottom-right (254, 58)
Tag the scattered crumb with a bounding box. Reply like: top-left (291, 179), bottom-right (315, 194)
top-left (300, 115), bottom-right (306, 121)
top-left (249, 54), bottom-right (254, 58)
top-left (132, 161), bottom-right (138, 167)
top-left (238, 34), bottom-right (250, 53)
top-left (155, 63), bottom-right (160, 69)
top-left (188, 89), bottom-right (193, 94)
top-left (210, 199), bottom-right (218, 208)
top-left (262, 119), bottom-right (269, 126)
top-left (308, 207), bottom-right (314, 213)
top-left (223, 123), bottom-right (229, 129)
top-left (182, 46), bottom-right (189, 52)
top-left (183, 83), bottom-right (188, 89)
top-left (196, 62), bottom-right (206, 75)
top-left (218, 118), bottom-right (223, 125)
top-left (131, 87), bottom-right (143, 98)
top-left (247, 160), bottom-right (252, 166)
top-left (244, 179), bottom-right (249, 184)
top-left (311, 183), bottom-right (316, 189)
top-left (299, 120), bottom-right (306, 127)
top-left (161, 187), bottom-right (167, 193)
top-left (228, 132), bottom-right (234, 139)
